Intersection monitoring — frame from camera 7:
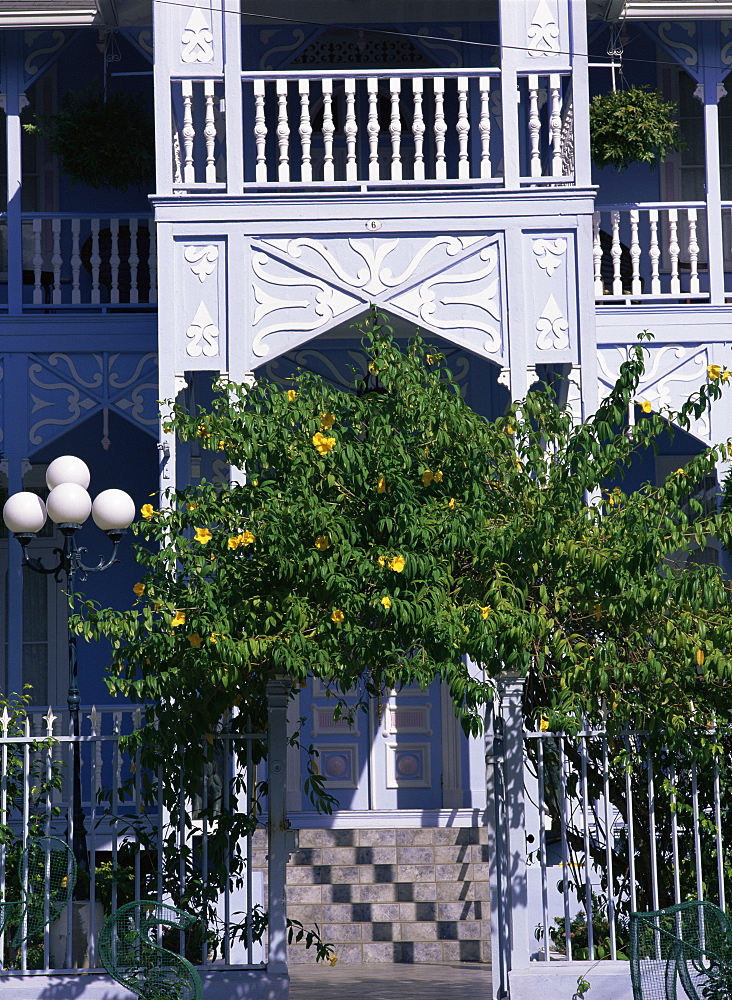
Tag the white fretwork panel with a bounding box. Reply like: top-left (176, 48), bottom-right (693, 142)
top-left (167, 0), bottom-right (223, 75)
top-left (519, 0), bottom-right (570, 71)
top-left (526, 232), bottom-right (576, 364)
top-left (249, 235), bottom-right (506, 365)
top-left (175, 239), bottom-right (226, 371)
top-left (27, 352), bottom-right (158, 450)
top-left (598, 344), bottom-right (711, 442)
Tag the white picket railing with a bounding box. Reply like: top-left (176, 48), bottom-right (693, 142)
top-left (0, 214), bottom-right (157, 309)
top-left (593, 203), bottom-right (712, 302)
top-left (171, 69), bottom-right (575, 187)
top-left (0, 705), bottom-right (266, 972)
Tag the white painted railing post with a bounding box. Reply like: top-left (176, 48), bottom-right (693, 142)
top-left (266, 676), bottom-right (292, 979)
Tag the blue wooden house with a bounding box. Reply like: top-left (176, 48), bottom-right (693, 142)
top-left (1, 0), bottom-right (731, 975)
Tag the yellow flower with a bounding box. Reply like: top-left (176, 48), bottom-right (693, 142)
top-left (197, 423), bottom-right (211, 439)
top-left (187, 503), bottom-right (197, 511)
top-left (389, 555), bottom-right (406, 573)
top-left (539, 715), bottom-right (550, 732)
top-left (315, 535), bottom-right (331, 551)
top-left (229, 530), bottom-right (255, 549)
top-left (479, 605), bottom-right (491, 619)
top-left (426, 354), bottom-right (436, 365)
top-left (188, 633), bottom-right (204, 648)
top-left (141, 504), bottom-right (155, 521)
top-left (194, 527), bottom-right (212, 545)
top-left (380, 595), bottom-right (392, 609)
top-left (377, 476), bottom-right (386, 494)
top-left (723, 371), bottom-right (732, 384)
top-left (218, 440), bottom-right (226, 450)
top-left (422, 470), bottom-right (434, 486)
top-left (210, 633), bottom-right (222, 644)
top-left (378, 555), bottom-right (387, 568)
top-left (593, 602), bottom-right (602, 621)
top-left (641, 400), bottom-right (652, 413)
top-left (696, 649), bottom-right (705, 667)
top-left (506, 425), bottom-right (515, 435)
top-left (312, 432), bottom-right (336, 455)
top-left (433, 470), bottom-right (443, 483)
top-left (171, 611), bottom-right (186, 628)
top-left (329, 955), bottom-right (338, 967)
top-left (674, 468), bottom-right (686, 477)
top-left (286, 389), bottom-right (298, 402)
top-left (331, 609), bottom-right (345, 623)
top-left (368, 362), bottom-right (377, 375)
top-left (448, 498), bottom-right (456, 509)
top-left (708, 364), bottom-right (723, 381)
top-left (133, 583), bottom-right (146, 597)
top-left (320, 413), bottom-right (336, 430)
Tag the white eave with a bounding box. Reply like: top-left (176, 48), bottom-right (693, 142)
top-left (0, 1), bottom-right (101, 26)
top-left (602, 0), bottom-right (732, 18)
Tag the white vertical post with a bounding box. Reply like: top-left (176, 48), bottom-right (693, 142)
top-left (456, 76), bottom-right (470, 179)
top-left (629, 209), bottom-right (641, 296)
top-left (528, 75), bottom-right (541, 178)
top-left (223, 0), bottom-right (243, 193)
top-left (109, 217), bottom-right (120, 304)
top-left (298, 79), bottom-right (312, 182)
top-left (367, 77), bottom-right (380, 181)
top-left (32, 218), bottom-right (44, 304)
top-left (90, 218), bottom-right (101, 305)
top-left (51, 217), bottom-right (62, 304)
top-left (71, 218), bottom-right (81, 304)
top-left (5, 39), bottom-right (24, 315)
top-left (128, 217), bottom-right (139, 304)
top-left (699, 38), bottom-right (725, 304)
top-left (478, 77), bottom-right (492, 179)
top-left (649, 209), bottom-right (661, 296)
top-left (322, 79), bottom-right (335, 181)
top-left (687, 207), bottom-right (700, 295)
top-left (412, 78), bottom-right (425, 180)
top-left (204, 79), bottom-right (217, 184)
top-left (253, 79), bottom-right (267, 183)
top-left (611, 210), bottom-right (622, 296)
top-left (668, 208), bottom-right (680, 296)
top-left (266, 677), bottom-right (292, 979)
top-left (276, 79), bottom-right (290, 182)
top-left (181, 80), bottom-right (195, 184)
top-left (148, 223), bottom-right (157, 304)
top-left (344, 78), bottom-right (357, 181)
top-left (434, 77), bottom-right (447, 180)
top-left (549, 74), bottom-right (562, 177)
top-left (593, 212), bottom-right (604, 297)
top-left (389, 77), bottom-right (403, 181)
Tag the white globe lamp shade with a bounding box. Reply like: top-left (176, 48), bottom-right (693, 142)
top-left (3, 492), bottom-right (47, 534)
top-left (46, 455), bottom-right (91, 491)
top-left (92, 489), bottom-right (135, 532)
top-left (46, 483), bottom-right (92, 525)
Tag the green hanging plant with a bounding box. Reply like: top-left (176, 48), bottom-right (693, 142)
top-left (24, 83), bottom-right (155, 191)
top-left (589, 85), bottom-right (683, 171)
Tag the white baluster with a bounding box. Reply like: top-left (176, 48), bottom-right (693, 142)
top-left (128, 218), bottom-right (139, 304)
top-left (71, 218), bottom-right (81, 304)
top-left (389, 78), bottom-right (402, 181)
top-left (611, 210), bottom-right (623, 296)
top-left (687, 208), bottom-right (700, 295)
top-left (649, 209), bottom-right (661, 296)
top-left (629, 209), bottom-right (641, 296)
top-left (172, 124), bottom-right (182, 184)
top-left (412, 78), bottom-right (425, 181)
top-left (456, 76), bottom-right (470, 179)
top-left (148, 223), bottom-right (157, 304)
top-left (253, 79), bottom-right (267, 183)
top-left (528, 74), bottom-right (541, 178)
top-left (32, 218), bottom-right (43, 304)
top-left (322, 79), bottom-right (334, 182)
top-left (204, 79), bottom-right (217, 184)
top-left (52, 218), bottom-right (62, 304)
top-left (593, 212), bottom-right (604, 297)
top-left (367, 77), bottom-right (380, 181)
top-left (478, 77), bottom-right (491, 179)
top-left (344, 78), bottom-right (357, 181)
top-left (109, 218), bottom-right (120, 304)
top-left (181, 80), bottom-right (195, 185)
top-left (298, 79), bottom-right (312, 183)
top-left (276, 79), bottom-right (290, 183)
top-left (549, 74), bottom-right (562, 177)
top-left (668, 208), bottom-right (680, 295)
top-left (434, 77), bottom-right (446, 180)
top-left (90, 218), bottom-right (101, 304)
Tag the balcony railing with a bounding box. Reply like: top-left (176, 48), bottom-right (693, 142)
top-left (170, 69), bottom-right (575, 189)
top-left (0, 213), bottom-right (157, 311)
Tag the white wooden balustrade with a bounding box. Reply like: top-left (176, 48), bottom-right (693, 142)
top-left (593, 204), bottom-right (715, 303)
top-left (170, 70), bottom-right (576, 187)
top-left (1, 214), bottom-right (157, 308)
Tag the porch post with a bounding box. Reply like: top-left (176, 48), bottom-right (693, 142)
top-left (266, 676), bottom-right (292, 979)
top-left (487, 672), bottom-right (530, 998)
top-left (2, 33), bottom-right (24, 315)
top-left (700, 24), bottom-right (726, 306)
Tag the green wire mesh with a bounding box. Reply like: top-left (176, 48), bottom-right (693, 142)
top-left (0, 837), bottom-right (76, 948)
top-left (630, 901), bottom-right (732, 1000)
top-left (99, 900), bottom-right (203, 1000)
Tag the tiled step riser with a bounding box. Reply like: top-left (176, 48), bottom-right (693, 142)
top-left (254, 827), bottom-right (491, 965)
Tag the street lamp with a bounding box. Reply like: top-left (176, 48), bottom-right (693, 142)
top-left (2, 455), bottom-right (135, 882)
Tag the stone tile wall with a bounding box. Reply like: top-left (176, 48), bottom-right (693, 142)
top-left (254, 826), bottom-right (491, 965)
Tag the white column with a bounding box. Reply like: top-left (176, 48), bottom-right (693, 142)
top-left (266, 677), bottom-right (292, 979)
top-left (701, 57), bottom-right (725, 305)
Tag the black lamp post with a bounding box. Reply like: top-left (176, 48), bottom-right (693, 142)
top-left (2, 455), bottom-right (134, 886)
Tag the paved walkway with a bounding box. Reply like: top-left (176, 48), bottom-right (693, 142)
top-left (289, 962), bottom-right (493, 1000)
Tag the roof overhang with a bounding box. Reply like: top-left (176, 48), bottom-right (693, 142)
top-left (0, 1), bottom-right (100, 27)
top-left (600, 0), bottom-right (732, 18)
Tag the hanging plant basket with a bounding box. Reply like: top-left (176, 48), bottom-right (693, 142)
top-left (25, 84), bottom-right (155, 192)
top-left (589, 85), bottom-right (683, 171)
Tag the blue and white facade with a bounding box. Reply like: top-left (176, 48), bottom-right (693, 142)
top-left (1, 0), bottom-right (731, 968)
